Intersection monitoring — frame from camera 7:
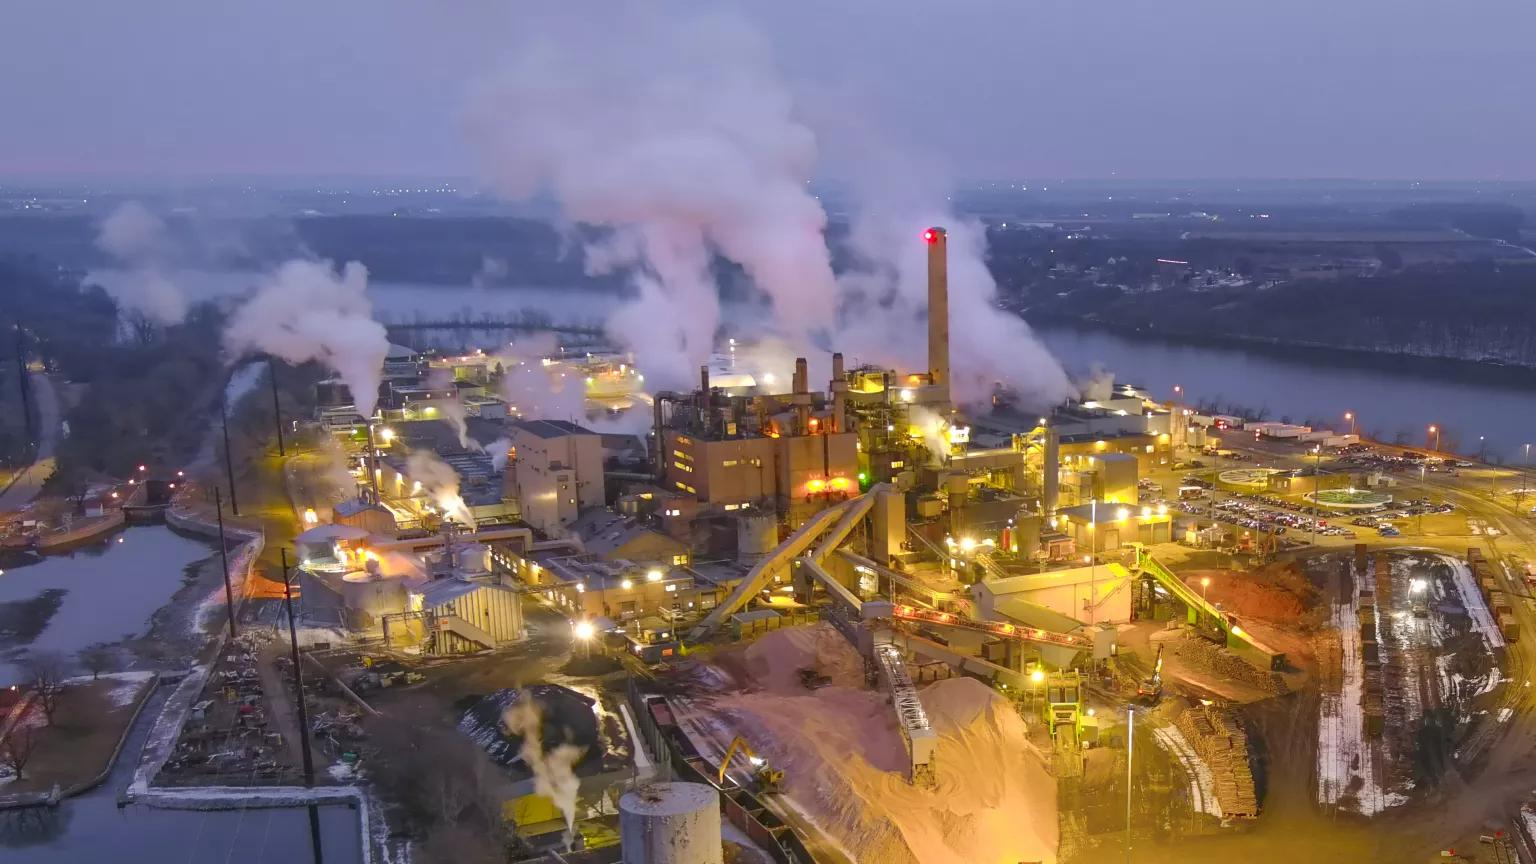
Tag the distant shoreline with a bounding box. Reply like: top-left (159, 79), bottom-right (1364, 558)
top-left (1025, 315), bottom-right (1536, 389)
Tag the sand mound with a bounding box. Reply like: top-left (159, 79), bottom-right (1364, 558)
top-left (740, 623), bottom-right (867, 692)
top-left (714, 634), bottom-right (1057, 863)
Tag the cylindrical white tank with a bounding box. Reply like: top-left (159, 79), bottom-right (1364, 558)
top-left (736, 514), bottom-right (776, 565)
top-left (619, 782), bottom-right (722, 864)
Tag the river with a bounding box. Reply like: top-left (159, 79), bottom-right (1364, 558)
top-left (0, 688), bottom-right (362, 863)
top-left (1035, 324), bottom-right (1536, 463)
top-left (0, 526), bottom-right (215, 683)
top-left (0, 524), bottom-right (363, 863)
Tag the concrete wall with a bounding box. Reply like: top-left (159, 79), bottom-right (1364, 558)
top-left (511, 427), bottom-right (603, 535)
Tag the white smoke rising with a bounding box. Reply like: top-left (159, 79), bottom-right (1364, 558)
top-left (223, 260), bottom-right (390, 418)
top-left (94, 202), bottom-right (189, 324)
top-left (463, 7), bottom-right (1073, 411)
top-left (425, 368), bottom-right (473, 449)
top-left (501, 694), bottom-right (584, 838)
top-left (405, 449), bottom-right (474, 526)
top-left (1079, 366), bottom-right (1116, 402)
top-left (464, 6), bottom-right (838, 392)
top-left (484, 437), bottom-right (512, 473)
top-left (830, 147), bottom-right (1075, 410)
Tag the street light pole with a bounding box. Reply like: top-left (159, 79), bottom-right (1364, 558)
top-left (1345, 411), bottom-right (1356, 437)
top-left (1125, 706), bottom-right (1135, 864)
top-left (1311, 446), bottom-right (1322, 546)
top-left (1428, 425), bottom-right (1440, 455)
top-left (1520, 444), bottom-right (1532, 509)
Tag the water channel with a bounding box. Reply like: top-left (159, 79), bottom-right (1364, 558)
top-left (0, 525), bottom-right (363, 863)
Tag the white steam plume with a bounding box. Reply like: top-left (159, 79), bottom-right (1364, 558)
top-left (425, 368), bottom-right (473, 450)
top-left (484, 437), bottom-right (512, 473)
top-left (464, 6), bottom-right (838, 392)
top-left (1079, 366), bottom-right (1116, 402)
top-left (831, 148), bottom-right (1076, 409)
top-left (501, 693), bottom-right (584, 839)
top-left (93, 202), bottom-right (188, 324)
top-left (223, 260), bottom-right (390, 418)
top-left (405, 448), bottom-right (474, 526)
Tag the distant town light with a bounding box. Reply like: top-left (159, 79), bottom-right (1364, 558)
top-left (646, 569), bottom-right (663, 582)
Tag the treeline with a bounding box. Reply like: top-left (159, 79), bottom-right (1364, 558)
top-left (1, 259), bottom-right (229, 487)
top-left (1023, 261), bottom-right (1536, 368)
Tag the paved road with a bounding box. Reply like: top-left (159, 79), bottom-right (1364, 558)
top-left (0, 371), bottom-right (59, 512)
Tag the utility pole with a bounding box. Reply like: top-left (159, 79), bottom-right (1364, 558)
top-left (279, 548), bottom-right (316, 786)
top-left (215, 488), bottom-right (238, 639)
top-left (220, 384), bottom-right (240, 516)
top-left (12, 323), bottom-right (35, 447)
top-left (269, 357), bottom-right (286, 458)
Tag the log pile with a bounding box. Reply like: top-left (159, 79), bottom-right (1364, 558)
top-left (1175, 704), bottom-right (1260, 818)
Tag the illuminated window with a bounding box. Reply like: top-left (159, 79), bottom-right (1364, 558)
top-left (1144, 445), bottom-right (1154, 454)
top-left (664, 508), bottom-right (681, 517)
top-left (890, 460), bottom-right (905, 469)
top-left (724, 503), bottom-right (740, 511)
top-left (674, 461), bottom-right (693, 473)
top-left (747, 458), bottom-right (763, 467)
top-left (722, 459), bottom-right (739, 467)
top-left (672, 554), bottom-right (689, 566)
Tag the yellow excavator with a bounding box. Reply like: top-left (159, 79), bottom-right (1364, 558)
top-left (718, 736), bottom-right (784, 792)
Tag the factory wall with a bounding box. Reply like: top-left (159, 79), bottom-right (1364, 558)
top-left (429, 582), bottom-right (525, 645)
top-left (511, 427), bottom-right (604, 536)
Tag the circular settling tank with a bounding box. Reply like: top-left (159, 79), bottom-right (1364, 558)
top-left (1305, 488), bottom-right (1394, 510)
top-left (619, 782), bottom-right (722, 864)
top-left (1217, 468), bottom-right (1282, 491)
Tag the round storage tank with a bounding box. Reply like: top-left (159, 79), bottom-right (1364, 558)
top-left (735, 514), bottom-right (777, 565)
top-left (619, 782), bottom-right (721, 864)
top-left (340, 571), bottom-right (405, 620)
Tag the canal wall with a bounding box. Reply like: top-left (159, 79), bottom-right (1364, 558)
top-left (35, 510), bottom-right (127, 552)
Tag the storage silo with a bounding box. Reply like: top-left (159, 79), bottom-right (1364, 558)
top-left (735, 513), bottom-right (777, 566)
top-left (619, 782), bottom-right (722, 864)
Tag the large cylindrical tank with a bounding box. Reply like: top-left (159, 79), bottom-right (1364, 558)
top-left (735, 514), bottom-right (776, 565)
top-left (619, 782), bottom-right (722, 864)
top-left (340, 571), bottom-right (405, 620)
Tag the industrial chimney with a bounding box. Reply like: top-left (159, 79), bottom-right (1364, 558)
top-left (924, 227), bottom-right (949, 400)
top-left (792, 357), bottom-right (812, 433)
top-left (829, 352), bottom-right (847, 432)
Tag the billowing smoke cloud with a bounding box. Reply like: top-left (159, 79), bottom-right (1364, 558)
top-left (500, 334), bottom-right (585, 420)
top-left (405, 448), bottom-right (474, 526)
top-left (464, 7), bottom-right (1072, 412)
top-left (483, 437), bottom-right (512, 473)
top-left (223, 260), bottom-right (390, 418)
top-left (829, 147), bottom-right (1076, 410)
top-left (1079, 365), bottom-right (1116, 402)
top-left (464, 6), bottom-right (838, 392)
top-left (93, 202), bottom-right (188, 324)
top-left (501, 694), bottom-right (584, 839)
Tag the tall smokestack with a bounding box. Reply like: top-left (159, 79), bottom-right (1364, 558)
top-left (792, 357), bottom-right (811, 434)
top-left (924, 227), bottom-right (949, 399)
top-left (829, 352), bottom-right (847, 433)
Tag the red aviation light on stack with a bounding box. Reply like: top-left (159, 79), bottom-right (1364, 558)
top-left (922, 228), bottom-right (937, 244)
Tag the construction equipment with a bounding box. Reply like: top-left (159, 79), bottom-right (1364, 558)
top-left (1137, 645), bottom-right (1164, 704)
top-left (798, 667), bottom-right (831, 690)
top-left (718, 736), bottom-right (784, 792)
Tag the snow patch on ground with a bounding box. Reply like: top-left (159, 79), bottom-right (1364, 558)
top-left (1151, 725), bottom-right (1222, 818)
top-left (1317, 568), bottom-right (1403, 815)
top-left (1442, 555), bottom-right (1504, 651)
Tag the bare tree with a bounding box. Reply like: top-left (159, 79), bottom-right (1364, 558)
top-left (79, 646), bottom-right (113, 681)
top-left (366, 716), bottom-right (506, 852)
top-left (23, 652), bottom-right (69, 726)
top-left (1, 727), bottom-right (36, 779)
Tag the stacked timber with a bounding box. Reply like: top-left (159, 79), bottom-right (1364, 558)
top-left (1175, 705), bottom-right (1260, 818)
top-left (1313, 632), bottom-right (1342, 690)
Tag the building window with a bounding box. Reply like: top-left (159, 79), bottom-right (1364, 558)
top-left (724, 503), bottom-right (740, 511)
top-left (722, 459), bottom-right (738, 467)
top-left (890, 460), bottom-right (905, 469)
top-left (673, 450), bottom-right (691, 461)
top-left (747, 458), bottom-right (763, 467)
top-left (672, 554), bottom-right (689, 566)
top-left (673, 461), bottom-right (693, 473)
top-left (1144, 445), bottom-right (1154, 454)
top-left (674, 481), bottom-right (696, 494)
top-left (664, 508), bottom-right (681, 517)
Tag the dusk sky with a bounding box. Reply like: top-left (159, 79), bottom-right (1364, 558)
top-left (4, 0), bottom-right (1535, 181)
